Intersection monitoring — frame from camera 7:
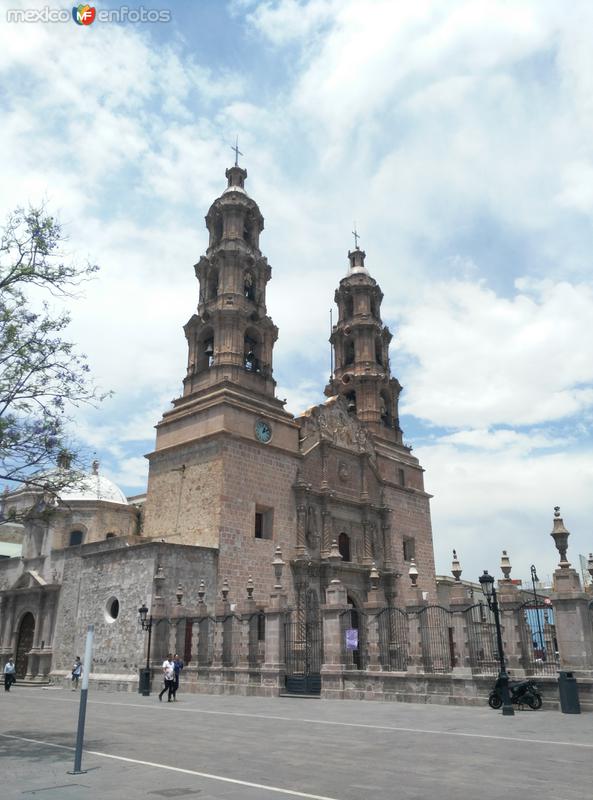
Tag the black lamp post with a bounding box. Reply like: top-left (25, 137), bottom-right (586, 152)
top-left (530, 565), bottom-right (546, 662)
top-left (138, 602), bottom-right (153, 697)
top-left (479, 570), bottom-right (514, 716)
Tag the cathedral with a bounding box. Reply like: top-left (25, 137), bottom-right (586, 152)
top-left (0, 163), bottom-right (437, 690)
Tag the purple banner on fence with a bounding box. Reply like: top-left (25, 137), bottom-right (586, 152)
top-left (345, 628), bottom-right (358, 651)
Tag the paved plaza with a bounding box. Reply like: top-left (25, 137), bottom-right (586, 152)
top-left (1, 688), bottom-right (592, 799)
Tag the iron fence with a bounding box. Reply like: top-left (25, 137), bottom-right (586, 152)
top-left (377, 607), bottom-right (409, 671)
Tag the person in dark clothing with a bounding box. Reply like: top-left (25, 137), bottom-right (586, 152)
top-left (172, 653), bottom-right (184, 700)
top-left (4, 658), bottom-right (16, 691)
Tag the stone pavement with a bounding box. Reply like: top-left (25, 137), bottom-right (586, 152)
top-left (1, 688), bottom-right (592, 799)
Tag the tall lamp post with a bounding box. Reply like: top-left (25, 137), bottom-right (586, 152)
top-left (138, 602), bottom-right (153, 697)
top-left (530, 565), bottom-right (546, 662)
top-left (479, 570), bottom-right (514, 717)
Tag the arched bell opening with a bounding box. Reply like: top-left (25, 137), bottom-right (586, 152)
top-left (344, 339), bottom-right (355, 366)
top-left (345, 391), bottom-right (357, 415)
top-left (243, 269), bottom-right (256, 301)
top-left (197, 327), bottom-right (215, 370)
top-left (380, 390), bottom-right (393, 428)
top-left (244, 327), bottom-right (262, 373)
top-left (375, 336), bottom-right (384, 367)
top-left (206, 269), bottom-right (219, 301)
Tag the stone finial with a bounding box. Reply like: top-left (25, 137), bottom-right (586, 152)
top-left (500, 550), bottom-right (512, 580)
top-left (221, 578), bottom-right (230, 603)
top-left (408, 558), bottom-right (419, 588)
top-left (246, 575), bottom-right (254, 600)
top-left (550, 506), bottom-right (571, 568)
top-left (91, 458), bottom-right (99, 475)
top-left (272, 546), bottom-right (284, 590)
top-left (451, 549), bottom-right (462, 581)
top-left (197, 579), bottom-right (206, 605)
top-left (369, 562), bottom-right (380, 592)
top-left (175, 584), bottom-right (184, 605)
top-left (328, 538), bottom-right (342, 565)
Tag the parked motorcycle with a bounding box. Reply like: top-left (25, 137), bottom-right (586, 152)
top-left (488, 677), bottom-right (542, 710)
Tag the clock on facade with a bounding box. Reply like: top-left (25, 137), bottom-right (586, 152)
top-left (254, 419), bottom-right (272, 443)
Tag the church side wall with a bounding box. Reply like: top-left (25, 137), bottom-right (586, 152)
top-left (51, 542), bottom-right (218, 676)
top-left (384, 484), bottom-right (437, 600)
top-left (142, 439), bottom-right (223, 548)
top-left (219, 438), bottom-right (299, 607)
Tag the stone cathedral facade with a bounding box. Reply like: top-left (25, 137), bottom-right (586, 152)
top-left (0, 164), bottom-right (437, 687)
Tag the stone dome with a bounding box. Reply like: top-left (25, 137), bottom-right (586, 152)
top-left (59, 472), bottom-right (128, 505)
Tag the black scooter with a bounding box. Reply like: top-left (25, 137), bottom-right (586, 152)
top-left (488, 677), bottom-right (542, 710)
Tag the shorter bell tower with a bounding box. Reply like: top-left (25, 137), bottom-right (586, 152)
top-left (326, 246), bottom-right (403, 444)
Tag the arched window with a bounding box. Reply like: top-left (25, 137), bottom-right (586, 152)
top-left (243, 270), bottom-right (256, 301)
top-left (380, 391), bottom-right (392, 427)
top-left (338, 532), bottom-right (351, 562)
top-left (345, 391), bottom-right (357, 414)
top-left (197, 328), bottom-right (215, 371)
top-left (69, 530), bottom-right (84, 546)
top-left (214, 216), bottom-right (223, 242)
top-left (344, 339), bottom-right (355, 366)
top-left (207, 270), bottom-right (219, 301)
top-left (243, 219), bottom-right (252, 245)
top-left (344, 294), bottom-right (354, 319)
top-left (244, 328), bottom-right (262, 373)
top-left (375, 337), bottom-right (383, 366)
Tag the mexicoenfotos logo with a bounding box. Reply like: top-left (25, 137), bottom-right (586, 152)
top-left (72, 4), bottom-right (95, 25)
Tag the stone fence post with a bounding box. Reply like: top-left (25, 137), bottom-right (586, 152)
top-left (321, 578), bottom-right (349, 697)
top-left (262, 548), bottom-right (288, 693)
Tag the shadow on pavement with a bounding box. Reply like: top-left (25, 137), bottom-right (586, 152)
top-left (1, 730), bottom-right (109, 764)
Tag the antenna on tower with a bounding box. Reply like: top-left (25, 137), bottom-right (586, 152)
top-left (329, 308), bottom-right (334, 379)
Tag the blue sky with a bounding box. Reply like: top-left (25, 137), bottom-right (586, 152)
top-left (1, 0), bottom-right (593, 584)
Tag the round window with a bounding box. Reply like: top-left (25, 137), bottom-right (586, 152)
top-left (105, 596), bottom-right (120, 623)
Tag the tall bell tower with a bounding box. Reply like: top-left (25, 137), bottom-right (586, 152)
top-left (142, 163), bottom-right (299, 550)
top-left (183, 164), bottom-right (278, 399)
top-left (325, 245), bottom-right (403, 445)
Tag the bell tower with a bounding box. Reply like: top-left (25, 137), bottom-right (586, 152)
top-left (184, 164), bottom-right (277, 398)
top-left (326, 245), bottom-right (403, 444)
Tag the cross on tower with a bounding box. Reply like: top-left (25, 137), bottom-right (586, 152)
top-left (231, 136), bottom-right (243, 167)
top-left (352, 224), bottom-right (360, 250)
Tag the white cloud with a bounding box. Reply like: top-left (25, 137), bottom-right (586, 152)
top-left (397, 278), bottom-right (593, 428)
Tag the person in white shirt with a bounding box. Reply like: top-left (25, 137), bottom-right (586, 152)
top-left (158, 653), bottom-right (175, 702)
top-left (4, 658), bottom-right (16, 692)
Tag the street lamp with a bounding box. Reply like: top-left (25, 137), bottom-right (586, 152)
top-left (137, 602), bottom-right (153, 697)
top-left (530, 565), bottom-right (546, 662)
top-left (479, 570), bottom-right (514, 716)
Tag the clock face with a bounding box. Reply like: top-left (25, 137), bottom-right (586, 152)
top-left (255, 419), bottom-right (272, 443)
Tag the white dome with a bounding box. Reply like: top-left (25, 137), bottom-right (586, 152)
top-left (59, 473), bottom-right (128, 505)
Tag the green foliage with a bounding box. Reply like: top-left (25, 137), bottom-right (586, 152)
top-left (0, 205), bottom-right (107, 508)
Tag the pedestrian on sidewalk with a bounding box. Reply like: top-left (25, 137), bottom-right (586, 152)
top-left (158, 654), bottom-right (175, 702)
top-left (4, 658), bottom-right (16, 692)
top-left (172, 653), bottom-right (184, 700)
top-left (71, 656), bottom-right (82, 690)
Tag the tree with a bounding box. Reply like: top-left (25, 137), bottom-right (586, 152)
top-left (0, 205), bottom-right (107, 517)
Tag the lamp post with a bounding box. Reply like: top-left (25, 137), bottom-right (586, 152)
top-left (530, 565), bottom-right (546, 662)
top-left (138, 602), bottom-right (153, 697)
top-left (479, 570), bottom-right (514, 716)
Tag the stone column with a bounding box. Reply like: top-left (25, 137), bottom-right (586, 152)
top-left (449, 582), bottom-right (472, 675)
top-left (549, 507), bottom-right (593, 673)
top-left (320, 509), bottom-right (331, 559)
top-left (497, 580), bottom-right (526, 676)
top-left (363, 566), bottom-right (386, 671)
top-left (262, 548), bottom-right (288, 693)
top-left (295, 504), bottom-right (307, 559)
top-left (320, 578), bottom-right (348, 698)
top-left (552, 568), bottom-right (593, 672)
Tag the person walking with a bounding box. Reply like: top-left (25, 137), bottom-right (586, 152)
top-left (172, 653), bottom-right (184, 701)
top-left (4, 658), bottom-right (16, 692)
top-left (158, 654), bottom-right (175, 702)
top-left (71, 656), bottom-right (82, 690)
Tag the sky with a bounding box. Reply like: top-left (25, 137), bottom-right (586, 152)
top-left (1, 0), bottom-right (593, 585)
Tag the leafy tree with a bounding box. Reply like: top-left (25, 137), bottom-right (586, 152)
top-left (0, 206), bottom-right (107, 517)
